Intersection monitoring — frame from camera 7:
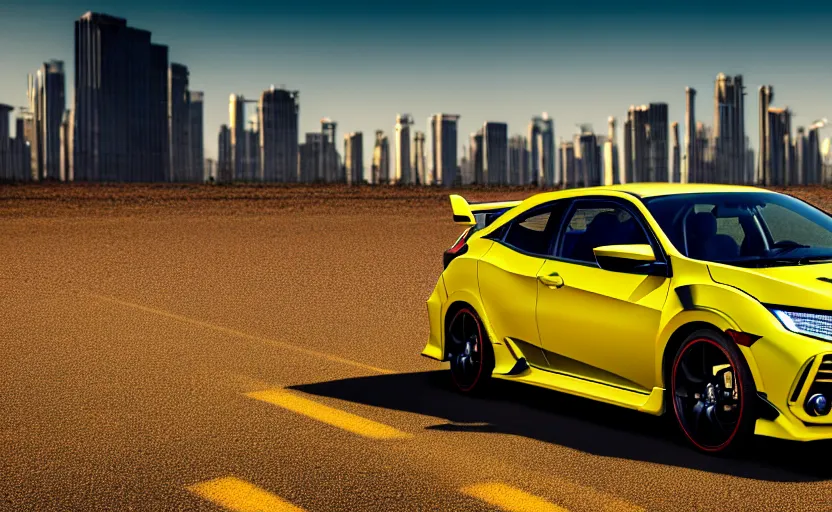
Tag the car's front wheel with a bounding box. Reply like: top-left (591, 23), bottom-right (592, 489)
top-left (446, 308), bottom-right (494, 394)
top-left (670, 329), bottom-right (756, 453)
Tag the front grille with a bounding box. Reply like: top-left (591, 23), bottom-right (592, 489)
top-left (804, 355), bottom-right (832, 415)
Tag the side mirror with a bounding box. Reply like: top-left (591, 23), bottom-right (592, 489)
top-left (593, 244), bottom-right (668, 276)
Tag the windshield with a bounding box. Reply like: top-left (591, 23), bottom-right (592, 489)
top-left (643, 192), bottom-right (832, 267)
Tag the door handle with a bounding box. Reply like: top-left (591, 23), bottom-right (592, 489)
top-left (538, 272), bottom-right (564, 288)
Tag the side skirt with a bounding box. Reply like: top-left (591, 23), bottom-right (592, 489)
top-left (493, 367), bottom-right (666, 415)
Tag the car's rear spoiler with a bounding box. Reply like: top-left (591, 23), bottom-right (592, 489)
top-left (449, 194), bottom-right (522, 226)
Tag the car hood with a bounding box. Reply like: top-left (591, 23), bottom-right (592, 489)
top-left (708, 262), bottom-right (832, 310)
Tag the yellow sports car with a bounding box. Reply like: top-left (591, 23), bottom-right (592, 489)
top-left (422, 184), bottom-right (832, 453)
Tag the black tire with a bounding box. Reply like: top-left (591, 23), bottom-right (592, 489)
top-left (446, 307), bottom-right (494, 394)
top-left (668, 329), bottom-right (757, 454)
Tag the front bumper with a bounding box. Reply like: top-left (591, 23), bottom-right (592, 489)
top-left (750, 326), bottom-right (832, 440)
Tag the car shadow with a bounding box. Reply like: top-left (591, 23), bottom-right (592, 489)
top-left (290, 370), bottom-right (832, 483)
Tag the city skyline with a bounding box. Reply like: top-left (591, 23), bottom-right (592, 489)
top-left (2, 1), bottom-right (832, 178)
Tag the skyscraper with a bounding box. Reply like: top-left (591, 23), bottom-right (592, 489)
top-left (647, 103), bottom-right (669, 183)
top-left (430, 114), bottom-right (460, 187)
top-left (758, 85), bottom-right (774, 185)
top-left (625, 104), bottom-right (667, 183)
top-left (806, 123), bottom-right (823, 185)
top-left (482, 122), bottom-right (508, 185)
top-left (27, 60), bottom-right (65, 181)
top-left (298, 132), bottom-right (324, 183)
top-left (508, 135), bottom-right (528, 185)
top-left (470, 131), bottom-right (484, 185)
top-left (372, 130), bottom-right (390, 184)
top-left (344, 132), bottom-right (363, 185)
top-left (320, 119), bottom-right (340, 182)
top-left (60, 109), bottom-right (74, 181)
top-left (394, 114), bottom-right (413, 184)
top-left (217, 124), bottom-right (232, 183)
top-left (713, 74), bottom-right (746, 183)
top-left (74, 12), bottom-right (169, 181)
top-left (229, 94), bottom-right (247, 180)
top-left (767, 107), bottom-right (792, 186)
top-left (189, 91), bottom-right (204, 182)
top-left (574, 127), bottom-right (601, 188)
top-left (559, 141), bottom-right (576, 188)
top-left (259, 86), bottom-right (299, 182)
top-left (168, 63), bottom-right (190, 182)
top-left (605, 116), bottom-right (620, 185)
top-left (671, 121), bottom-right (681, 183)
top-left (413, 131), bottom-right (426, 185)
top-left (684, 87), bottom-right (696, 183)
top-left (528, 114), bottom-right (556, 187)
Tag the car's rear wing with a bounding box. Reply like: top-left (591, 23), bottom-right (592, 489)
top-left (449, 194), bottom-right (522, 227)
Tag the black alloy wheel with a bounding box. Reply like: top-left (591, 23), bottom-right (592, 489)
top-left (670, 330), bottom-right (755, 453)
top-left (447, 308), bottom-right (494, 393)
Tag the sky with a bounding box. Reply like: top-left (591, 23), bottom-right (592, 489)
top-left (2, 0), bottom-right (832, 173)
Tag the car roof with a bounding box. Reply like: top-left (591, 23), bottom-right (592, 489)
top-left (535, 183), bottom-right (774, 201)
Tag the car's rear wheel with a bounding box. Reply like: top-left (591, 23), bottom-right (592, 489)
top-left (670, 329), bottom-right (756, 454)
top-left (447, 308), bottom-right (494, 394)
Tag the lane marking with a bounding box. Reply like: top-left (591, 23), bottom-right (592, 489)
top-left (87, 292), bottom-right (393, 375)
top-left (246, 388), bottom-right (411, 440)
top-left (461, 482), bottom-right (569, 512)
top-left (187, 476), bottom-right (306, 512)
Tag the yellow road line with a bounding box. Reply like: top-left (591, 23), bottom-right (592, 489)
top-left (87, 292), bottom-right (393, 375)
top-left (246, 388), bottom-right (411, 440)
top-left (187, 476), bottom-right (306, 512)
top-left (462, 482), bottom-right (569, 512)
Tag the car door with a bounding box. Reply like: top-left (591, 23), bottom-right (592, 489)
top-left (535, 198), bottom-right (671, 391)
top-left (478, 201), bottom-right (568, 347)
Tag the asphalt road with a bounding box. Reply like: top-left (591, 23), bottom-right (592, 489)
top-left (1, 196), bottom-right (831, 511)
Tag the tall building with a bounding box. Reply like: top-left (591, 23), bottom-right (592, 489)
top-left (245, 118), bottom-right (260, 181)
top-left (229, 94), bottom-right (248, 180)
top-left (372, 130), bottom-right (390, 184)
top-left (0, 106), bottom-right (32, 182)
top-left (767, 107), bottom-right (792, 186)
top-left (482, 122), bottom-right (508, 185)
top-left (795, 127), bottom-right (807, 186)
top-left (320, 119), bottom-right (341, 182)
top-left (605, 116), bottom-right (620, 185)
top-left (574, 127), bottom-right (601, 188)
top-left (60, 109), bottom-right (74, 181)
top-left (684, 87), bottom-right (696, 184)
top-left (168, 63), bottom-right (190, 181)
top-left (647, 103), bottom-right (669, 183)
top-left (189, 91), bottom-right (204, 182)
top-left (625, 103), bottom-right (667, 183)
top-left (413, 131), bottom-right (426, 185)
top-left (430, 114), bottom-right (460, 187)
top-left (344, 132), bottom-right (363, 185)
top-left (671, 121), bottom-right (681, 183)
top-left (626, 106), bottom-right (648, 183)
top-left (217, 124), bottom-right (232, 183)
top-left (27, 60), bottom-right (65, 181)
top-left (394, 114), bottom-right (413, 184)
top-left (259, 86), bottom-right (299, 182)
top-left (806, 123), bottom-right (823, 185)
top-left (508, 135), bottom-right (528, 185)
top-left (74, 12), bottom-right (170, 181)
top-left (470, 131), bottom-right (484, 185)
top-left (758, 85), bottom-right (774, 185)
top-left (559, 141), bottom-right (576, 188)
top-left (528, 114), bottom-right (556, 186)
top-left (713, 74), bottom-right (746, 184)
top-left (299, 133), bottom-right (324, 183)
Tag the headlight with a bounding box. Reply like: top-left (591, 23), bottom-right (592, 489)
top-left (770, 308), bottom-right (832, 341)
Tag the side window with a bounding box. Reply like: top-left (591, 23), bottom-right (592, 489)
top-left (502, 203), bottom-right (566, 256)
top-left (715, 217), bottom-right (746, 246)
top-left (559, 203), bottom-right (649, 263)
